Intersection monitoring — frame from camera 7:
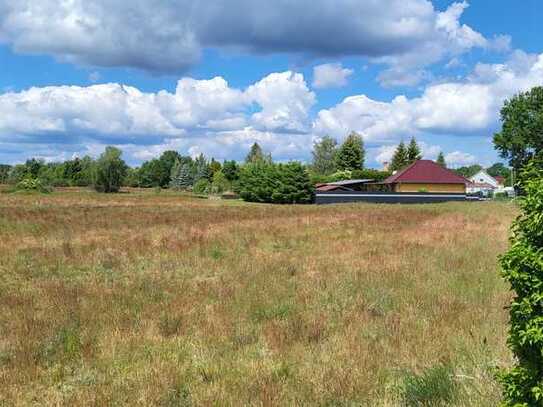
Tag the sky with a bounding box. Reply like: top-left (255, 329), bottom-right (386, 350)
top-left (0, 0), bottom-right (542, 168)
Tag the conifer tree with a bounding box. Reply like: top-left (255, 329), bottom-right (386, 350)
top-left (498, 155), bottom-right (543, 406)
top-left (170, 161), bottom-right (193, 190)
top-left (245, 142), bottom-right (265, 164)
top-left (389, 141), bottom-right (409, 172)
top-left (194, 154), bottom-right (210, 182)
top-left (335, 132), bottom-right (365, 171)
top-left (407, 137), bottom-right (422, 163)
top-left (436, 152), bottom-right (447, 168)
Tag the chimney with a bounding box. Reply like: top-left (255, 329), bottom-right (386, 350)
top-left (383, 161), bottom-right (390, 172)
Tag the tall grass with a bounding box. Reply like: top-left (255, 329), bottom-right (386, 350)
top-left (0, 190), bottom-right (515, 405)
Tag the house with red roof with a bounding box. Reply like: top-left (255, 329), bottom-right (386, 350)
top-left (383, 160), bottom-right (468, 193)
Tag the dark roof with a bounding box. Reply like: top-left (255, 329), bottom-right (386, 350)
top-left (329, 179), bottom-right (374, 186)
top-left (384, 160), bottom-right (469, 184)
top-left (315, 184), bottom-right (351, 192)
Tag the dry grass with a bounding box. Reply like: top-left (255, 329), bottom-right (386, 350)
top-left (0, 190), bottom-right (516, 406)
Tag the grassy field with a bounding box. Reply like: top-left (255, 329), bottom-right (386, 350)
top-left (0, 190), bottom-right (516, 406)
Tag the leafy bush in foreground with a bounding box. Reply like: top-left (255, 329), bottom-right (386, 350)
top-left (498, 157), bottom-right (543, 406)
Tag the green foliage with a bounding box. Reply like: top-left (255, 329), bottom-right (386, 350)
top-left (400, 364), bottom-right (458, 406)
top-left (208, 158), bottom-right (222, 178)
top-left (407, 137), bottom-right (422, 163)
top-left (93, 147), bottom-right (127, 193)
top-left (454, 164), bottom-right (483, 179)
top-left (335, 132), bottom-right (365, 171)
top-left (390, 141), bottom-right (409, 172)
top-left (312, 135), bottom-right (338, 175)
top-left (271, 162), bottom-right (315, 204)
top-left (159, 151), bottom-right (182, 174)
top-left (222, 160), bottom-right (240, 181)
top-left (0, 164), bottom-right (12, 184)
top-left (239, 161), bottom-right (314, 204)
top-left (388, 137), bottom-right (423, 173)
top-left (24, 158), bottom-right (45, 178)
top-left (245, 142), bottom-right (272, 164)
top-left (170, 161), bottom-right (194, 190)
top-left (194, 154), bottom-right (210, 182)
top-left (137, 159), bottom-right (170, 188)
top-left (487, 162), bottom-right (512, 186)
top-left (193, 178), bottom-right (210, 195)
top-left (436, 152), bottom-right (446, 168)
top-left (210, 170), bottom-right (230, 194)
top-left (15, 177), bottom-right (52, 193)
top-left (136, 151), bottom-right (185, 188)
top-left (498, 158), bottom-right (543, 406)
top-left (494, 86), bottom-right (543, 171)
top-left (351, 168), bottom-right (392, 182)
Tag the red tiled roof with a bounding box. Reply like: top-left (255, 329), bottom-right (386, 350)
top-left (384, 160), bottom-right (469, 184)
top-left (494, 176), bottom-right (505, 184)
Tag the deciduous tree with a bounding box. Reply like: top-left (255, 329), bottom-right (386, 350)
top-left (494, 86), bottom-right (543, 171)
top-left (311, 135), bottom-right (338, 175)
top-left (94, 147), bottom-right (127, 193)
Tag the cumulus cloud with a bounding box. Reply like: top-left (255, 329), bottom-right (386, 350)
top-left (245, 72), bottom-right (315, 133)
top-left (0, 71), bottom-right (315, 163)
top-left (0, 0), bottom-right (502, 77)
top-left (314, 52), bottom-right (543, 143)
top-left (373, 1), bottom-right (510, 87)
top-left (312, 63), bottom-right (354, 89)
top-left (3, 51), bottom-right (543, 166)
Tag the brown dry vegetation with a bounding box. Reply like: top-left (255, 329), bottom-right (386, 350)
top-left (0, 190), bottom-right (516, 406)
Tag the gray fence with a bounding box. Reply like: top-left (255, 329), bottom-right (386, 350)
top-left (315, 191), bottom-right (469, 204)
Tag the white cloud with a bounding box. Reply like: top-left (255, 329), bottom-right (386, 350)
top-left (245, 72), bottom-right (315, 133)
top-left (0, 0), bottom-right (502, 77)
top-left (445, 151), bottom-right (476, 166)
top-left (375, 145), bottom-right (397, 164)
top-left (3, 51), bottom-right (543, 166)
top-left (314, 52), bottom-right (543, 142)
top-left (373, 1), bottom-right (510, 87)
top-left (0, 70), bottom-right (315, 163)
top-left (312, 63), bottom-right (354, 89)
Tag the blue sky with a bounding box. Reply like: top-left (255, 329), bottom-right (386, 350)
top-left (0, 0), bottom-right (542, 168)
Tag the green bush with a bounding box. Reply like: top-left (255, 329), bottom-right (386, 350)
top-left (14, 177), bottom-right (52, 193)
top-left (193, 179), bottom-right (210, 195)
top-left (239, 162), bottom-right (314, 204)
top-left (400, 364), bottom-right (458, 406)
top-left (210, 170), bottom-right (230, 194)
top-left (498, 158), bottom-right (543, 406)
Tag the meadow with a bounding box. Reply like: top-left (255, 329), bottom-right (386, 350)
top-left (0, 190), bottom-right (516, 406)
